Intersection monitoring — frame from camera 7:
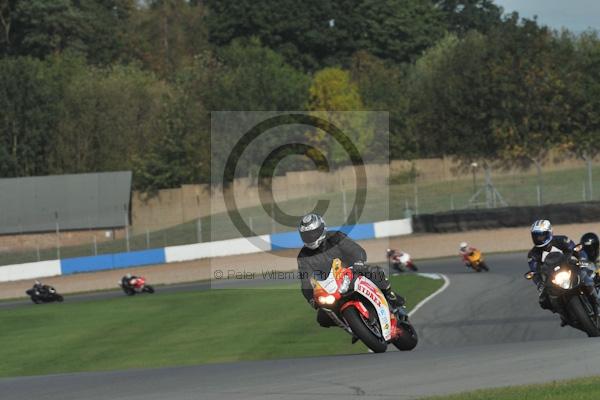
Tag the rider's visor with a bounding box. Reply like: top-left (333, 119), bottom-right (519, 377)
top-left (532, 231), bottom-right (551, 247)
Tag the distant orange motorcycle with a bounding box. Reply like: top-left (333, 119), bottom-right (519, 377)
top-left (465, 249), bottom-right (490, 272)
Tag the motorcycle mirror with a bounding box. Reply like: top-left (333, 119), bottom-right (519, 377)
top-left (524, 271), bottom-right (535, 280)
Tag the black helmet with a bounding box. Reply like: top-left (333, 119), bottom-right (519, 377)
top-left (298, 213), bottom-right (327, 249)
top-left (581, 232), bottom-right (599, 262)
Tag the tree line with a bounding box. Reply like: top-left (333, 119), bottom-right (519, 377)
top-left (0, 0), bottom-right (598, 192)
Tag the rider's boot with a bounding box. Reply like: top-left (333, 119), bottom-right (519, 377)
top-left (535, 280), bottom-right (553, 311)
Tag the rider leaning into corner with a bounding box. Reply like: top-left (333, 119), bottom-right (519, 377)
top-left (527, 220), bottom-right (600, 314)
top-left (297, 213), bottom-right (405, 327)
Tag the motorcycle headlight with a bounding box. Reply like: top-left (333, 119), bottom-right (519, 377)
top-left (318, 295), bottom-right (336, 305)
top-left (339, 275), bottom-right (351, 294)
top-left (552, 270), bottom-right (572, 289)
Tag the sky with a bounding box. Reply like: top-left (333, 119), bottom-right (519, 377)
top-left (495, 0), bottom-right (600, 32)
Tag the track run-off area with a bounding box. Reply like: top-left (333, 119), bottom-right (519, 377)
top-left (2, 252), bottom-right (600, 400)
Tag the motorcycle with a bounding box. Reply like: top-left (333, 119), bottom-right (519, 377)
top-left (119, 276), bottom-right (155, 296)
top-left (465, 249), bottom-right (489, 272)
top-left (311, 258), bottom-right (418, 353)
top-left (525, 252), bottom-right (600, 337)
top-left (26, 285), bottom-right (64, 304)
top-left (389, 252), bottom-right (418, 274)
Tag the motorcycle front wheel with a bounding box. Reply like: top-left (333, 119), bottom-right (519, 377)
top-left (55, 294), bottom-right (64, 302)
top-left (342, 307), bottom-right (387, 353)
top-left (143, 285), bottom-right (155, 294)
top-left (392, 321), bottom-right (419, 351)
top-left (567, 295), bottom-right (600, 337)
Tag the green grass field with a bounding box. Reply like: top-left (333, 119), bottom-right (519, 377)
top-left (0, 274), bottom-right (442, 378)
top-left (423, 376), bottom-right (600, 400)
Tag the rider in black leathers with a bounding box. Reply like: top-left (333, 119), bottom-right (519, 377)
top-left (297, 213), bottom-right (403, 327)
top-left (528, 220), bottom-right (599, 312)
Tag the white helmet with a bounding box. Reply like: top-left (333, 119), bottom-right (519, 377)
top-left (531, 219), bottom-right (553, 247)
top-left (459, 242), bottom-right (468, 252)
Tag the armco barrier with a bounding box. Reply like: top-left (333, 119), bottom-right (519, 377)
top-left (412, 201), bottom-right (600, 233)
top-left (0, 218), bottom-right (413, 282)
top-left (0, 259), bottom-right (61, 282)
top-left (270, 223), bottom-right (376, 250)
top-left (164, 235), bottom-right (271, 263)
top-left (60, 248), bottom-right (166, 275)
top-left (373, 219), bottom-right (413, 238)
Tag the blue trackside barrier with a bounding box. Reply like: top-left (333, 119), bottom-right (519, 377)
top-left (60, 248), bottom-right (166, 275)
top-left (269, 223), bottom-right (376, 250)
top-left (9, 218), bottom-right (411, 281)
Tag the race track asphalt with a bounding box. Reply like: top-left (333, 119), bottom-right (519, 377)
top-left (2, 252), bottom-right (599, 400)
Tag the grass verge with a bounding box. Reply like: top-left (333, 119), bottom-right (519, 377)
top-left (423, 376), bottom-right (600, 400)
top-left (0, 274), bottom-right (442, 377)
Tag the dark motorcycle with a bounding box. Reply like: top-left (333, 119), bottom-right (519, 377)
top-left (26, 285), bottom-right (64, 304)
top-left (525, 252), bottom-right (600, 337)
top-left (119, 276), bottom-right (155, 296)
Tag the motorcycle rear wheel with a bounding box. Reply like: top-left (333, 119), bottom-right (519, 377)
top-left (567, 295), bottom-right (600, 337)
top-left (342, 307), bottom-right (387, 353)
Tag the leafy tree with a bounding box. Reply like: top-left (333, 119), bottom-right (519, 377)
top-left (126, 0), bottom-right (207, 77)
top-left (53, 64), bottom-right (169, 175)
top-left (132, 88), bottom-right (206, 192)
top-left (350, 51), bottom-right (411, 159)
top-left (407, 33), bottom-right (498, 161)
top-left (307, 67), bottom-right (380, 165)
top-left (559, 31), bottom-right (600, 199)
top-left (200, 39), bottom-right (310, 111)
top-left (1, 0), bottom-right (134, 64)
top-left (435, 0), bottom-right (503, 35)
top-left (0, 56), bottom-right (64, 176)
top-left (486, 17), bottom-right (567, 202)
top-left (205, 0), bottom-right (351, 70)
top-left (205, 0), bottom-right (446, 69)
top-left (355, 0), bottom-right (446, 64)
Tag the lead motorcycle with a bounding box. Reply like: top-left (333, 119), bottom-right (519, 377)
top-left (26, 283), bottom-right (64, 304)
top-left (525, 252), bottom-right (600, 337)
top-left (311, 258), bottom-right (418, 353)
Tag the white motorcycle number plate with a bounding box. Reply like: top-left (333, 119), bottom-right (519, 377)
top-left (317, 270), bottom-right (339, 294)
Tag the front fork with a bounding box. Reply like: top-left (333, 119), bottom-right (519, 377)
top-left (320, 308), bottom-right (354, 336)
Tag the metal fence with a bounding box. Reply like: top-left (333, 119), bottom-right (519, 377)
top-left (2, 164), bottom-right (600, 267)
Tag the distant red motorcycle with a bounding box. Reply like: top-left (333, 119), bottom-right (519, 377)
top-left (387, 249), bottom-right (418, 274)
top-left (119, 276), bottom-right (155, 296)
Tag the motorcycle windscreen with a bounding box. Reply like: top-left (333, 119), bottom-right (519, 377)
top-left (314, 268), bottom-right (338, 294)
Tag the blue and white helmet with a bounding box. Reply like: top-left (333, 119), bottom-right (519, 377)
top-left (531, 219), bottom-right (553, 247)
